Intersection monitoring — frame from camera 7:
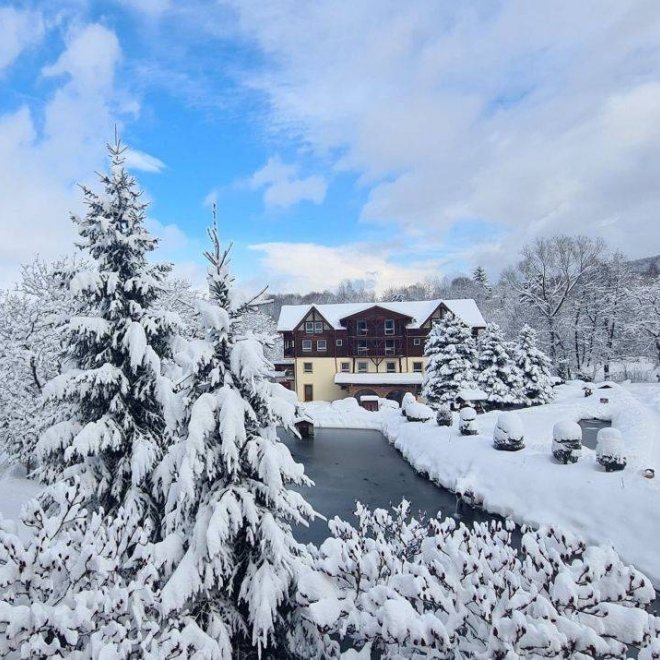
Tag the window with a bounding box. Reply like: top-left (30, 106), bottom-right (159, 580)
top-left (357, 339), bottom-right (368, 354)
top-left (302, 339), bottom-right (312, 352)
top-left (336, 338), bottom-right (343, 347)
top-left (384, 319), bottom-right (395, 335)
top-left (356, 320), bottom-right (367, 336)
top-left (386, 361), bottom-right (396, 373)
top-left (358, 361), bottom-right (368, 373)
top-left (303, 362), bottom-right (313, 373)
top-left (317, 339), bottom-right (327, 351)
top-left (305, 321), bottom-right (314, 334)
top-left (413, 361), bottom-right (423, 373)
top-left (314, 321), bottom-right (323, 333)
top-left (413, 337), bottom-right (422, 346)
top-left (385, 339), bottom-right (395, 355)
top-left (341, 362), bottom-right (350, 373)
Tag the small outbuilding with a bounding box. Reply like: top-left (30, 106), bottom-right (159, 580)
top-left (359, 394), bottom-right (380, 412)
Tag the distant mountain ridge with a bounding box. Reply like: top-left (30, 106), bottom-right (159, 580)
top-left (629, 254), bottom-right (660, 276)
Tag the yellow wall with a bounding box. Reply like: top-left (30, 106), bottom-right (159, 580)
top-left (295, 358), bottom-right (345, 401)
top-left (294, 356), bottom-right (430, 401)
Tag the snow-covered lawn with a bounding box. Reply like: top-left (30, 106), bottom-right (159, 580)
top-left (306, 382), bottom-right (660, 587)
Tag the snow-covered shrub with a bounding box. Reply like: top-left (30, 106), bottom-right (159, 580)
top-left (552, 420), bottom-right (582, 464)
top-left (422, 315), bottom-right (477, 408)
top-left (297, 501), bottom-right (659, 659)
top-left (378, 397), bottom-right (399, 410)
top-left (0, 478), bottom-right (160, 656)
top-left (405, 401), bottom-right (434, 422)
top-left (597, 427), bottom-right (627, 472)
top-left (401, 392), bottom-right (416, 416)
top-left (493, 412), bottom-right (525, 450)
top-left (514, 324), bottom-right (554, 405)
top-left (459, 406), bottom-right (477, 435)
top-left (436, 405), bottom-right (452, 426)
top-left (478, 323), bottom-right (526, 406)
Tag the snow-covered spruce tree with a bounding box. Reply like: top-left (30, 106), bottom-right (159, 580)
top-left (35, 137), bottom-right (179, 528)
top-left (153, 218), bottom-right (319, 658)
top-left (422, 315), bottom-right (477, 408)
top-left (297, 501), bottom-right (660, 658)
top-left (477, 323), bottom-right (525, 406)
top-left (514, 324), bottom-right (554, 405)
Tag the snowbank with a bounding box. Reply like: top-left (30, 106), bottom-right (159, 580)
top-left (305, 384), bottom-right (660, 587)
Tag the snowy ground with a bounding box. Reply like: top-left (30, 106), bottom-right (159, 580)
top-left (306, 382), bottom-right (660, 587)
top-left (0, 456), bottom-right (43, 538)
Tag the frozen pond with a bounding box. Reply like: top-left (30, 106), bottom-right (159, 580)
top-left (280, 427), bottom-right (506, 545)
top-left (578, 418), bottom-right (611, 449)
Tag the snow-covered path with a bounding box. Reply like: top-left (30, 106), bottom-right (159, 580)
top-left (306, 383), bottom-right (660, 587)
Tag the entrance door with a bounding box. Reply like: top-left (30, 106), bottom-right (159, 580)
top-left (304, 384), bottom-right (313, 402)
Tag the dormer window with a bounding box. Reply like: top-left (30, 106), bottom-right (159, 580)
top-left (357, 320), bottom-right (367, 336)
top-left (384, 319), bottom-right (395, 335)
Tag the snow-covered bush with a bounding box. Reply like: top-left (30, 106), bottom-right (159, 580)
top-left (552, 420), bottom-right (582, 464)
top-left (333, 396), bottom-right (361, 413)
top-left (378, 397), bottom-right (399, 410)
top-left (436, 405), bottom-right (452, 426)
top-left (297, 501), bottom-right (659, 658)
top-left (401, 392), bottom-right (416, 416)
top-left (514, 324), bottom-right (554, 405)
top-left (493, 412), bottom-right (525, 451)
top-left (597, 427), bottom-right (627, 472)
top-left (405, 401), bottom-right (434, 422)
top-left (478, 323), bottom-right (525, 406)
top-left (0, 478), bottom-right (160, 656)
top-left (422, 315), bottom-right (477, 408)
top-left (459, 406), bottom-right (477, 435)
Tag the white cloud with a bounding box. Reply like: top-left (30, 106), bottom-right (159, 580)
top-left (249, 241), bottom-right (438, 294)
top-left (0, 22), bottom-right (134, 284)
top-left (225, 0), bottom-right (660, 263)
top-left (250, 155), bottom-right (327, 208)
top-left (0, 7), bottom-right (45, 72)
top-left (124, 148), bottom-right (166, 172)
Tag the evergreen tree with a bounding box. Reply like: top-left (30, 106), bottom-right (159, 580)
top-left (514, 324), bottom-right (554, 405)
top-left (473, 265), bottom-right (489, 288)
top-left (154, 217), bottom-right (317, 657)
top-left (422, 315), bottom-right (477, 408)
top-left (477, 323), bottom-right (525, 405)
top-left (35, 136), bottom-right (179, 529)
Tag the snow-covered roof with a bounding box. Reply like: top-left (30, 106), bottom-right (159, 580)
top-left (334, 372), bottom-right (423, 385)
top-left (277, 299), bottom-right (485, 332)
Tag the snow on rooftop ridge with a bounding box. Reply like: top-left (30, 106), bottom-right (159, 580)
top-left (276, 298), bottom-right (485, 332)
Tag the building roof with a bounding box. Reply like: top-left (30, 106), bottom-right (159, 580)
top-left (334, 372), bottom-right (424, 386)
top-left (277, 298), bottom-right (485, 332)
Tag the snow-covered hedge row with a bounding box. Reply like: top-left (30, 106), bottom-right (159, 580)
top-left (298, 501), bottom-right (660, 658)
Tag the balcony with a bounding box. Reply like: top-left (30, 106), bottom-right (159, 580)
top-left (351, 336), bottom-right (404, 357)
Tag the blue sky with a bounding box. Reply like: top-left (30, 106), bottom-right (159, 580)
top-left (2, 1), bottom-right (660, 291)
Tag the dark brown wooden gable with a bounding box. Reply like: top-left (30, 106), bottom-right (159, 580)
top-left (338, 305), bottom-right (413, 326)
top-left (294, 306), bottom-right (334, 332)
top-left (419, 302), bottom-right (451, 329)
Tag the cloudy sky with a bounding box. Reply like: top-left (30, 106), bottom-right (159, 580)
top-left (2, 1), bottom-right (660, 292)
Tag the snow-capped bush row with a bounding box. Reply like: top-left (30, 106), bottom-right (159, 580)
top-left (297, 500), bottom-right (660, 659)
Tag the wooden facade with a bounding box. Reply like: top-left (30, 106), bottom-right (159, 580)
top-left (282, 302), bottom-right (460, 361)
